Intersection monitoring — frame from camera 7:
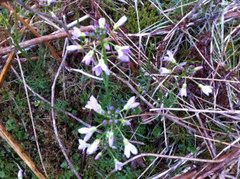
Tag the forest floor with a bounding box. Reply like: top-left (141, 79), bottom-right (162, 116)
top-left (0, 0), bottom-right (240, 178)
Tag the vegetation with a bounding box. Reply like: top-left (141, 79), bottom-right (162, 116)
top-left (0, 0), bottom-right (240, 178)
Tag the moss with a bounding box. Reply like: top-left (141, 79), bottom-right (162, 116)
top-left (126, 3), bottom-right (161, 33)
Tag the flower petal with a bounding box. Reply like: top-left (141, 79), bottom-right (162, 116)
top-left (128, 142), bottom-right (138, 155)
top-left (107, 131), bottom-right (114, 148)
top-left (84, 132), bottom-right (93, 142)
top-left (82, 50), bottom-right (94, 65)
top-left (78, 127), bottom-right (91, 134)
top-left (71, 27), bottom-right (86, 39)
top-left (100, 63), bottom-right (110, 75)
top-left (123, 96), bottom-right (139, 110)
top-left (92, 65), bottom-right (103, 76)
top-left (129, 102), bottom-right (140, 109)
top-left (66, 45), bottom-right (82, 52)
top-left (78, 139), bottom-right (89, 150)
top-left (160, 67), bottom-right (171, 75)
top-left (118, 53), bottom-right (130, 62)
top-left (87, 139), bottom-right (100, 155)
top-left (124, 144), bottom-right (131, 158)
top-left (198, 84), bottom-right (213, 96)
top-left (179, 83), bottom-right (187, 97)
top-left (98, 18), bottom-right (106, 29)
top-left (114, 16), bottom-right (128, 30)
top-left (114, 159), bottom-right (123, 171)
top-left (94, 152), bottom-right (102, 160)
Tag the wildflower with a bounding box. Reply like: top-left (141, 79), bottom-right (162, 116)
top-left (123, 96), bottom-right (140, 111)
top-left (123, 138), bottom-right (138, 158)
top-left (162, 50), bottom-right (176, 63)
top-left (193, 66), bottom-right (203, 72)
top-left (82, 50), bottom-right (94, 65)
top-left (50, 12), bottom-right (57, 18)
top-left (120, 119), bottom-right (131, 126)
top-left (108, 106), bottom-right (115, 111)
top-left (71, 27), bottom-right (86, 39)
top-left (113, 15), bottom-right (128, 30)
top-left (78, 139), bottom-right (89, 150)
top-left (17, 166), bottom-right (24, 179)
top-left (107, 130), bottom-right (114, 148)
top-left (47, 0), bottom-right (56, 5)
top-left (66, 45), bottom-right (82, 52)
top-left (159, 67), bottom-right (171, 75)
top-left (85, 95), bottom-right (105, 114)
top-left (115, 45), bottom-right (131, 62)
top-left (98, 18), bottom-right (106, 29)
top-left (78, 126), bottom-right (97, 141)
top-left (104, 42), bottom-right (111, 51)
top-left (39, 0), bottom-right (56, 6)
top-left (179, 83), bottom-right (187, 97)
top-left (114, 159), bottom-right (123, 171)
top-left (198, 84), bottom-right (213, 96)
top-left (92, 58), bottom-right (110, 76)
top-left (87, 139), bottom-right (100, 155)
top-left (95, 152), bottom-right (103, 160)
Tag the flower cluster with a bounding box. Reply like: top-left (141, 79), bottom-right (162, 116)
top-left (66, 16), bottom-right (131, 78)
top-left (78, 95), bottom-right (140, 171)
top-left (160, 50), bottom-right (213, 97)
top-left (178, 81), bottom-right (213, 98)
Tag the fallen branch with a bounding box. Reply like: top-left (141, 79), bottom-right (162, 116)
top-left (0, 26), bottom-right (95, 56)
top-left (0, 122), bottom-right (47, 179)
top-left (173, 147), bottom-right (240, 179)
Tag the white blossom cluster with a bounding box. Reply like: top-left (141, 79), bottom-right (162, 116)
top-left (78, 96), bottom-right (140, 171)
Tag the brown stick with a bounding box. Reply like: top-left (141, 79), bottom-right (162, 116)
top-left (0, 26), bottom-right (95, 56)
top-left (0, 51), bottom-right (14, 86)
top-left (173, 148), bottom-right (240, 179)
top-left (0, 122), bottom-right (47, 179)
top-left (0, 21), bottom-right (28, 87)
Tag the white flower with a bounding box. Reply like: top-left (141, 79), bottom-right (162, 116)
top-left (115, 45), bottom-right (131, 62)
top-left (92, 58), bottom-right (110, 76)
top-left (198, 84), bottom-right (213, 96)
top-left (87, 139), bottom-right (100, 155)
top-left (47, 0), bottom-right (56, 5)
top-left (162, 50), bottom-right (176, 63)
top-left (17, 167), bottom-right (24, 179)
top-left (193, 66), bottom-right (203, 72)
top-left (78, 139), bottom-right (89, 150)
top-left (179, 83), bottom-right (187, 97)
top-left (160, 67), bottom-right (171, 75)
top-left (94, 152), bottom-right (103, 160)
top-left (78, 126), bottom-right (97, 141)
top-left (82, 50), bottom-right (94, 65)
top-left (123, 138), bottom-right (138, 158)
top-left (113, 16), bottom-right (128, 30)
top-left (123, 96), bottom-right (140, 111)
top-left (120, 119), bottom-right (131, 126)
top-left (85, 96), bottom-right (105, 114)
top-left (98, 18), bottom-right (106, 29)
top-left (39, 0), bottom-right (56, 6)
top-left (104, 42), bottom-right (111, 51)
top-left (107, 130), bottom-right (114, 148)
top-left (66, 45), bottom-right (82, 52)
top-left (71, 27), bottom-right (86, 39)
top-left (114, 159), bottom-right (123, 171)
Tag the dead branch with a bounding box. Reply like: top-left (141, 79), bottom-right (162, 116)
top-left (0, 122), bottom-right (47, 179)
top-left (0, 26), bottom-right (94, 56)
top-left (173, 147), bottom-right (240, 179)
